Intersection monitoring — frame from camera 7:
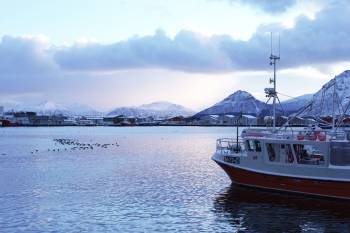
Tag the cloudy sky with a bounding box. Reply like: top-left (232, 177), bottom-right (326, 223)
top-left (0, 0), bottom-right (349, 111)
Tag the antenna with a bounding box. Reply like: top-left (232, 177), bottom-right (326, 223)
top-left (270, 32), bottom-right (273, 56)
top-left (278, 33), bottom-right (280, 58)
top-left (266, 32), bottom-right (281, 132)
top-left (269, 32), bottom-right (281, 58)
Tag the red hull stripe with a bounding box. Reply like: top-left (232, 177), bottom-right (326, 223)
top-left (216, 161), bottom-right (350, 200)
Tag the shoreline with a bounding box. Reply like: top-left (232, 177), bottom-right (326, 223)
top-left (0, 124), bottom-right (313, 128)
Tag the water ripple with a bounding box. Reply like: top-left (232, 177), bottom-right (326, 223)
top-left (0, 127), bottom-right (350, 232)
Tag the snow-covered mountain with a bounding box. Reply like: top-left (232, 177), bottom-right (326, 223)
top-left (2, 101), bottom-right (105, 117)
top-left (281, 94), bottom-right (313, 113)
top-left (2, 101), bottom-right (61, 113)
top-left (63, 103), bottom-right (105, 117)
top-left (302, 70), bottom-right (350, 117)
top-left (194, 91), bottom-right (315, 118)
top-left (107, 101), bottom-right (195, 118)
top-left (194, 90), bottom-right (269, 117)
top-left (194, 70), bottom-right (350, 118)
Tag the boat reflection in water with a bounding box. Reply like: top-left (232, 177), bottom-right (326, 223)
top-left (213, 185), bottom-right (350, 232)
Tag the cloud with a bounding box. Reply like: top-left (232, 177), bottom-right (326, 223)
top-left (0, 35), bottom-right (61, 94)
top-left (1, 1), bottom-right (349, 111)
top-left (0, 35), bottom-right (56, 76)
top-left (269, 1), bottom-right (350, 68)
top-left (216, 2), bottom-right (350, 70)
top-left (54, 0), bottom-right (350, 73)
top-left (54, 30), bottom-right (232, 73)
top-left (229, 0), bottom-right (298, 13)
top-left (0, 1), bottom-right (350, 79)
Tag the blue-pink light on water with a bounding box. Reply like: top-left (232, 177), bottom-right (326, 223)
top-left (0, 127), bottom-right (350, 232)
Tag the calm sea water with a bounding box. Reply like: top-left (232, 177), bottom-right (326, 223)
top-left (1, 126), bottom-right (350, 233)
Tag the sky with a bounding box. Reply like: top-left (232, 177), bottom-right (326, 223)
top-left (0, 0), bottom-right (350, 111)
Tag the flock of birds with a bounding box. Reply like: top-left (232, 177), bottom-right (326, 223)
top-left (30, 138), bottom-right (119, 154)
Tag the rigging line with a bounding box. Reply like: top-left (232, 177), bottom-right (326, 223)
top-left (276, 96), bottom-right (286, 116)
top-left (315, 116), bottom-right (332, 126)
top-left (336, 92), bottom-right (345, 115)
top-left (320, 90), bottom-right (325, 118)
top-left (335, 93), bottom-right (347, 130)
top-left (276, 92), bottom-right (297, 99)
top-left (343, 98), bottom-right (350, 117)
top-left (279, 101), bottom-right (313, 130)
top-left (309, 94), bottom-right (314, 114)
top-left (276, 95), bottom-right (293, 132)
top-left (333, 93), bottom-right (344, 129)
top-left (266, 96), bottom-right (273, 122)
top-left (277, 92), bottom-right (313, 105)
top-left (265, 97), bottom-right (272, 105)
top-left (337, 99), bottom-right (350, 130)
top-left (332, 89), bottom-right (343, 129)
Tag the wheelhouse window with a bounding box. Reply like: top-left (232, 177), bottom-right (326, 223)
top-left (255, 140), bottom-right (262, 152)
top-left (330, 143), bottom-right (350, 166)
top-left (267, 143), bottom-right (280, 162)
top-left (246, 140), bottom-right (262, 152)
top-left (293, 144), bottom-right (325, 165)
top-left (246, 140), bottom-right (255, 151)
top-left (284, 144), bottom-right (294, 164)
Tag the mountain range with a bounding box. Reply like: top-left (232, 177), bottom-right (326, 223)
top-left (2, 101), bottom-right (104, 117)
top-left (195, 70), bottom-right (350, 118)
top-left (107, 101), bottom-right (195, 118)
top-left (2, 70), bottom-right (350, 119)
top-left (280, 94), bottom-right (314, 114)
top-left (2, 101), bottom-right (195, 119)
top-left (194, 90), bottom-right (314, 118)
top-left (194, 90), bottom-right (269, 117)
top-left (302, 70), bottom-right (350, 117)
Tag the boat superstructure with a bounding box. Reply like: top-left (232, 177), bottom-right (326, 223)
top-left (213, 35), bottom-right (350, 199)
top-left (213, 128), bottom-right (350, 199)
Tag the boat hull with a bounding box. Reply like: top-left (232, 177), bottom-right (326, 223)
top-left (216, 161), bottom-right (350, 200)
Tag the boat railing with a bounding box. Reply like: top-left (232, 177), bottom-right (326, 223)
top-left (242, 128), bottom-right (348, 142)
top-left (216, 138), bottom-right (245, 155)
top-left (273, 129), bottom-right (347, 141)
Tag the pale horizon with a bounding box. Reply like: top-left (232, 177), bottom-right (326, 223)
top-left (1, 0), bottom-right (350, 112)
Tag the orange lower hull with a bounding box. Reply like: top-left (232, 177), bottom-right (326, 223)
top-left (216, 161), bottom-right (350, 200)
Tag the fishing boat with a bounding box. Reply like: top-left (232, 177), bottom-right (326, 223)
top-left (212, 38), bottom-right (350, 200)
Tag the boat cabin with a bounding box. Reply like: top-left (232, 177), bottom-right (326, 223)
top-left (216, 128), bottom-right (350, 168)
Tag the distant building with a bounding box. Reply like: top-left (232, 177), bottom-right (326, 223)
top-left (257, 117), bottom-right (266, 126)
top-left (263, 116), bottom-right (274, 126)
top-left (276, 116), bottom-right (288, 126)
top-left (50, 114), bottom-right (66, 126)
top-left (3, 112), bottom-right (15, 121)
top-left (241, 115), bottom-right (257, 126)
top-left (125, 117), bottom-right (137, 125)
top-left (103, 115), bottom-right (124, 125)
top-left (76, 119), bottom-right (94, 126)
top-left (218, 115), bottom-right (235, 125)
top-left (32, 115), bottom-right (50, 126)
top-left (198, 115), bottom-right (219, 125)
top-left (31, 114), bottom-right (66, 126)
top-left (64, 117), bottom-right (77, 126)
top-left (103, 115), bottom-right (137, 126)
top-left (164, 116), bottom-right (187, 125)
top-left (137, 116), bottom-right (155, 125)
top-left (0, 106), bottom-right (3, 117)
top-left (12, 112), bottom-right (36, 126)
top-left (86, 117), bottom-right (104, 126)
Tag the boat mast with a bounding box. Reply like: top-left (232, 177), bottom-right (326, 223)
top-left (235, 111), bottom-right (242, 152)
top-left (269, 33), bottom-right (280, 132)
top-left (332, 82), bottom-right (336, 131)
